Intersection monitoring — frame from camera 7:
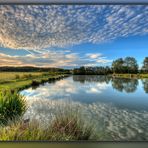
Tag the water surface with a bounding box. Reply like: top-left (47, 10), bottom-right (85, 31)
top-left (20, 75), bottom-right (148, 140)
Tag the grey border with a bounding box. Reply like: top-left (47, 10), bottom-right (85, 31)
top-left (0, 0), bottom-right (148, 4)
top-left (0, 0), bottom-right (148, 143)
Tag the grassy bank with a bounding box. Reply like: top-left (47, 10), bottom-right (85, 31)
top-left (0, 92), bottom-right (96, 141)
top-left (0, 72), bottom-right (98, 140)
top-left (112, 73), bottom-right (148, 79)
top-left (0, 118), bottom-right (96, 141)
top-left (0, 72), bottom-right (69, 91)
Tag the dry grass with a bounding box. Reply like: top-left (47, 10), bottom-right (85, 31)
top-left (0, 72), bottom-right (42, 82)
top-left (0, 106), bottom-right (96, 141)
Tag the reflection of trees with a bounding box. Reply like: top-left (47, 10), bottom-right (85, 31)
top-left (73, 75), bottom-right (111, 84)
top-left (142, 79), bottom-right (148, 93)
top-left (111, 78), bottom-right (138, 93)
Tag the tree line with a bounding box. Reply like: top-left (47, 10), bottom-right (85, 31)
top-left (0, 66), bottom-right (71, 74)
top-left (73, 57), bottom-right (148, 75)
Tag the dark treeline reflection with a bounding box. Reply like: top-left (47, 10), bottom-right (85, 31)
top-left (111, 78), bottom-right (138, 93)
top-left (142, 79), bottom-right (148, 93)
top-left (73, 75), bottom-right (111, 84)
top-left (73, 75), bottom-right (141, 93)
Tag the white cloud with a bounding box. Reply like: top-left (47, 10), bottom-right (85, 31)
top-left (0, 5), bottom-right (148, 50)
top-left (0, 52), bottom-right (79, 67)
top-left (0, 50), bottom-right (112, 67)
top-left (86, 53), bottom-right (102, 59)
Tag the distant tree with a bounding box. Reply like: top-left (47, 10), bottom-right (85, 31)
top-left (124, 57), bottom-right (138, 74)
top-left (79, 66), bottom-right (86, 75)
top-left (73, 66), bottom-right (112, 75)
top-left (112, 58), bottom-right (124, 73)
top-left (142, 57), bottom-right (148, 73)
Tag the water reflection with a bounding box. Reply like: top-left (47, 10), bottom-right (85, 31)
top-left (142, 79), bottom-right (148, 93)
top-left (111, 78), bottom-right (138, 93)
top-left (20, 75), bottom-right (148, 140)
top-left (23, 98), bottom-right (148, 140)
top-left (21, 75), bottom-right (148, 111)
top-left (73, 75), bottom-right (111, 84)
top-left (73, 75), bottom-right (139, 93)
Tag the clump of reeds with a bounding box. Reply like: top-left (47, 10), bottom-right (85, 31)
top-left (0, 90), bottom-right (27, 125)
top-left (0, 103), bottom-right (96, 141)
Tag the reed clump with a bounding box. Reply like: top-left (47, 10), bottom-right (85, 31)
top-left (0, 103), bottom-right (96, 141)
top-left (0, 91), bottom-right (27, 125)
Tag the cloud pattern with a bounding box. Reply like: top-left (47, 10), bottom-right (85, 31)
top-left (0, 51), bottom-right (112, 67)
top-left (0, 5), bottom-right (148, 50)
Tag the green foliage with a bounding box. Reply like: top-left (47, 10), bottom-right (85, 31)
top-left (112, 57), bottom-right (138, 74)
top-left (112, 58), bottom-right (124, 73)
top-left (31, 80), bottom-right (40, 86)
top-left (141, 57), bottom-right (148, 73)
top-left (124, 57), bottom-right (138, 73)
top-left (0, 91), bottom-right (27, 125)
top-left (73, 66), bottom-right (112, 75)
top-left (73, 57), bottom-right (147, 75)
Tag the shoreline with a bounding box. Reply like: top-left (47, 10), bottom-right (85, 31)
top-left (111, 73), bottom-right (148, 79)
top-left (0, 73), bottom-right (70, 92)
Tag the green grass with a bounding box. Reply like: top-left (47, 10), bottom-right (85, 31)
top-left (0, 72), bottom-right (97, 141)
top-left (0, 72), bottom-right (69, 91)
top-left (0, 105), bottom-right (96, 141)
top-left (0, 91), bottom-right (27, 125)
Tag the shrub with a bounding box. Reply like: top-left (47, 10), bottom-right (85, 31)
top-left (15, 74), bottom-right (20, 79)
top-left (31, 80), bottom-right (40, 86)
top-left (0, 91), bottom-right (27, 125)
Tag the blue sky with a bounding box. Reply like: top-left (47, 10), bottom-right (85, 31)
top-left (0, 5), bottom-right (148, 68)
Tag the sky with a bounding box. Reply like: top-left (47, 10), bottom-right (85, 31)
top-left (0, 5), bottom-right (148, 68)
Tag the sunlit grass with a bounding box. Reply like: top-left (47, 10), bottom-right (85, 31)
top-left (0, 72), bottom-right (42, 82)
top-left (0, 72), bottom-right (69, 91)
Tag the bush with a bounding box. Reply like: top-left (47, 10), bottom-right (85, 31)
top-left (15, 74), bottom-right (20, 79)
top-left (31, 80), bottom-right (40, 86)
top-left (0, 91), bottom-right (27, 125)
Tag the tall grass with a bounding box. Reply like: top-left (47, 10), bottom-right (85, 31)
top-left (0, 91), bottom-right (27, 125)
top-left (0, 103), bottom-right (96, 141)
top-left (49, 105), bottom-right (96, 140)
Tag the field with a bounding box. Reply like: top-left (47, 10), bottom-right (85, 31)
top-left (0, 72), bottom-right (42, 82)
top-left (0, 72), bottom-right (68, 91)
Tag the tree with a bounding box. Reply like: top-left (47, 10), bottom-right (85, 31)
top-left (142, 57), bottom-right (148, 73)
top-left (124, 57), bottom-right (138, 74)
top-left (112, 58), bottom-right (124, 73)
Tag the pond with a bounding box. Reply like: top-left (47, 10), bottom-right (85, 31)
top-left (20, 75), bottom-right (148, 140)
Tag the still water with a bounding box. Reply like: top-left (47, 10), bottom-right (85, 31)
top-left (20, 75), bottom-right (148, 140)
